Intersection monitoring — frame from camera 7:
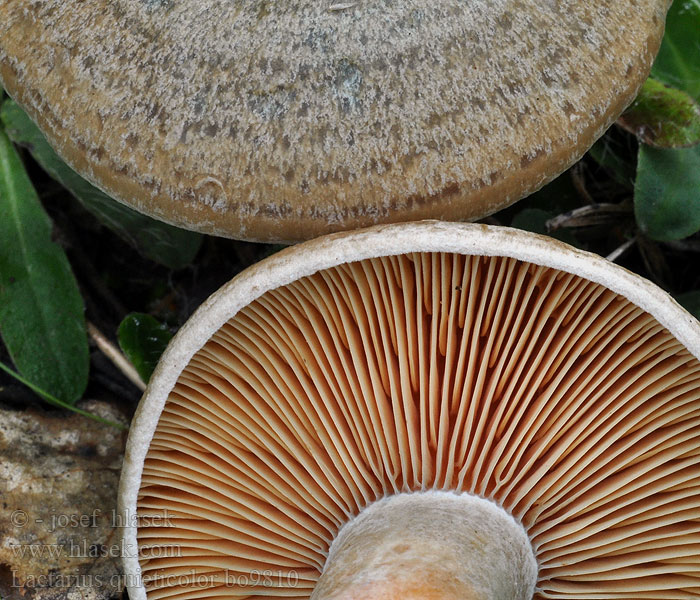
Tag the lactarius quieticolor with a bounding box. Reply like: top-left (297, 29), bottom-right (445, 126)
top-left (0, 1), bottom-right (671, 242)
top-left (119, 222), bottom-right (700, 599)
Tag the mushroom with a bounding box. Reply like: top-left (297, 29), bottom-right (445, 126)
top-left (1, 1), bottom-right (671, 242)
top-left (119, 221), bottom-right (700, 599)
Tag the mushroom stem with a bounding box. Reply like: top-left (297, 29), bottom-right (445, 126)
top-left (312, 492), bottom-right (537, 600)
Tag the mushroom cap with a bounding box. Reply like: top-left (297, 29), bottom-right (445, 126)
top-left (1, 1), bottom-right (670, 242)
top-left (120, 222), bottom-right (700, 599)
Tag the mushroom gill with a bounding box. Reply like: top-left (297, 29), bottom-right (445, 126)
top-left (136, 251), bottom-right (700, 599)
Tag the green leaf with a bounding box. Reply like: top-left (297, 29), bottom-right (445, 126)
top-left (619, 78), bottom-right (700, 148)
top-left (511, 208), bottom-right (554, 235)
top-left (588, 136), bottom-right (636, 187)
top-left (493, 169), bottom-right (581, 226)
top-left (0, 361), bottom-right (127, 430)
top-left (0, 128), bottom-right (89, 405)
top-left (117, 313), bottom-right (173, 383)
top-left (524, 172), bottom-right (582, 214)
top-left (634, 144), bottom-right (700, 240)
top-left (676, 290), bottom-right (700, 320)
top-left (510, 208), bottom-right (581, 247)
top-left (651, 0), bottom-right (700, 100)
top-left (0, 100), bottom-right (203, 270)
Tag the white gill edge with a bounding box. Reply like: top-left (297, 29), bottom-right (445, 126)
top-left (119, 220), bottom-right (700, 600)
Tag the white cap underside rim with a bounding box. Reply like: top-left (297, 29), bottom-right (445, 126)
top-left (119, 221), bottom-right (700, 600)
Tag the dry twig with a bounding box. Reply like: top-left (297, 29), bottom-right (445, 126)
top-left (87, 321), bottom-right (146, 392)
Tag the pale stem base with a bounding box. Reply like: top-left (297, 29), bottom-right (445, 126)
top-left (311, 491), bottom-right (538, 600)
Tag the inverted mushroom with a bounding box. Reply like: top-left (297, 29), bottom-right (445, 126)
top-left (1, 1), bottom-right (671, 242)
top-left (120, 222), bottom-right (700, 600)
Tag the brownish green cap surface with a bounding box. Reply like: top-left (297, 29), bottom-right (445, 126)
top-left (0, 0), bottom-right (670, 242)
